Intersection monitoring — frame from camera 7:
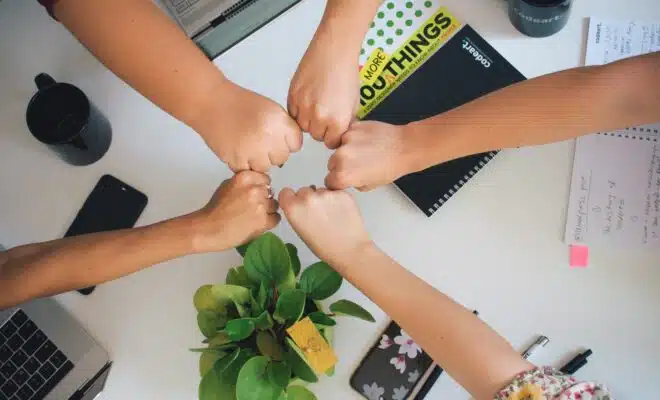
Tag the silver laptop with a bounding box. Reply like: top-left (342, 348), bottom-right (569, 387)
top-left (0, 299), bottom-right (110, 400)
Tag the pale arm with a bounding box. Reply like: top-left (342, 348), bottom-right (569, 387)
top-left (336, 244), bottom-right (533, 400)
top-left (288, 0), bottom-right (382, 149)
top-left (407, 51), bottom-right (660, 170)
top-left (279, 188), bottom-right (533, 399)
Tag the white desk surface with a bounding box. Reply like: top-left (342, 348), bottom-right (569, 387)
top-left (1, 0), bottom-right (660, 398)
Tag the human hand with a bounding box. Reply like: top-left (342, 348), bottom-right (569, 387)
top-left (190, 171), bottom-right (280, 252)
top-left (279, 187), bottom-right (372, 268)
top-left (198, 82), bottom-right (302, 172)
top-left (326, 121), bottom-right (418, 191)
top-left (288, 29), bottom-right (360, 149)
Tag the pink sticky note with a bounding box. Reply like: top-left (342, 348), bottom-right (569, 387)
top-left (569, 245), bottom-right (589, 268)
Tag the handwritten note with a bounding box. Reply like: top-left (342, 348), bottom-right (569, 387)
top-left (585, 17), bottom-right (660, 65)
top-left (565, 18), bottom-right (660, 250)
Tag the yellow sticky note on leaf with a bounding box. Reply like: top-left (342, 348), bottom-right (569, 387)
top-left (286, 317), bottom-right (337, 374)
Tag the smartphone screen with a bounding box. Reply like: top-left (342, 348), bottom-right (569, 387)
top-left (65, 175), bottom-right (148, 295)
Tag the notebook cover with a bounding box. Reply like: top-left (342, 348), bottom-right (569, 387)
top-left (364, 25), bottom-right (526, 217)
top-left (350, 320), bottom-right (436, 400)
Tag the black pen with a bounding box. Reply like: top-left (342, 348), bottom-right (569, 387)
top-left (566, 358), bottom-right (588, 374)
top-left (560, 349), bottom-right (592, 374)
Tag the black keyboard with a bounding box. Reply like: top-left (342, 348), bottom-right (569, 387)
top-left (0, 310), bottom-right (74, 400)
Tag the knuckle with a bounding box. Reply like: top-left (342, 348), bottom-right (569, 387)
top-left (234, 171), bottom-right (252, 185)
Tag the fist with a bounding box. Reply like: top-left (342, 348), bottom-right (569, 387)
top-left (192, 171), bottom-right (280, 252)
top-left (288, 32), bottom-right (359, 149)
top-left (279, 187), bottom-right (371, 267)
top-left (202, 82), bottom-right (303, 172)
top-left (326, 121), bottom-right (413, 191)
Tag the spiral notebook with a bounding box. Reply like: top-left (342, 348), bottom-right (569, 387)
top-left (362, 25), bottom-right (525, 217)
top-left (564, 17), bottom-right (660, 249)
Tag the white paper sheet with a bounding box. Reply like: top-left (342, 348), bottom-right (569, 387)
top-left (564, 18), bottom-right (660, 250)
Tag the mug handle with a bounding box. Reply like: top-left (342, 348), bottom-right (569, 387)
top-left (35, 73), bottom-right (56, 90)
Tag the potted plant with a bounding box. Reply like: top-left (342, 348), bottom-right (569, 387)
top-left (192, 232), bottom-right (375, 400)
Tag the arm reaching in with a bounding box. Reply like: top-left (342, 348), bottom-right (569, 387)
top-left (0, 172), bottom-right (279, 309)
top-left (288, 0), bottom-right (381, 149)
top-left (279, 187), bottom-right (533, 399)
top-left (326, 51), bottom-right (660, 190)
top-left (52, 0), bottom-right (302, 172)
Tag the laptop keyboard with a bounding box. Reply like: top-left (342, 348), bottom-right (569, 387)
top-left (0, 310), bottom-right (74, 400)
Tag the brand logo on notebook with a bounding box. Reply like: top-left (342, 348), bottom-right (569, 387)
top-left (462, 38), bottom-right (492, 68)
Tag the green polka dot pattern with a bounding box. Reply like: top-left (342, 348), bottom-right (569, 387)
top-left (359, 0), bottom-right (438, 66)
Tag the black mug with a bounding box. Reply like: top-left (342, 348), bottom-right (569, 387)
top-left (26, 73), bottom-right (112, 166)
top-left (508, 0), bottom-right (572, 38)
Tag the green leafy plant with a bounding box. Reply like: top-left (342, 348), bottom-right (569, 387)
top-left (193, 233), bottom-right (375, 400)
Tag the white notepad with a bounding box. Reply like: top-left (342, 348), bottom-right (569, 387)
top-left (564, 17), bottom-right (660, 249)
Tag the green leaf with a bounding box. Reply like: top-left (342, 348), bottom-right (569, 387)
top-left (329, 300), bottom-right (375, 322)
top-left (236, 356), bottom-right (283, 400)
top-left (211, 284), bottom-right (255, 318)
top-left (199, 348), bottom-right (240, 400)
top-left (286, 243), bottom-right (301, 277)
top-left (286, 386), bottom-right (318, 400)
top-left (298, 262), bottom-right (343, 300)
top-left (274, 289), bottom-right (306, 325)
top-left (199, 368), bottom-right (232, 400)
top-left (277, 269), bottom-right (297, 293)
top-left (254, 311), bottom-right (274, 331)
top-left (220, 348), bottom-right (255, 385)
top-left (189, 344), bottom-right (237, 353)
top-left (267, 361), bottom-right (291, 389)
top-left (198, 310), bottom-right (227, 338)
top-left (226, 266), bottom-right (255, 288)
top-left (224, 318), bottom-right (256, 342)
top-left (200, 351), bottom-right (227, 377)
top-left (194, 285), bottom-right (217, 312)
top-left (244, 233), bottom-right (292, 284)
top-left (256, 331), bottom-right (284, 361)
top-left (284, 338), bottom-right (318, 383)
top-left (256, 282), bottom-right (270, 310)
top-left (208, 331), bottom-right (232, 347)
top-left (307, 312), bottom-right (336, 327)
top-left (236, 240), bottom-right (253, 257)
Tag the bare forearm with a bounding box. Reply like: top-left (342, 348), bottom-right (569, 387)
top-left (54, 0), bottom-right (226, 134)
top-left (336, 245), bottom-right (532, 399)
top-left (407, 52), bottom-right (660, 170)
top-left (0, 216), bottom-right (197, 309)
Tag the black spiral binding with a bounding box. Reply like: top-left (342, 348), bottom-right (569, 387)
top-left (428, 151), bottom-right (499, 215)
top-left (598, 126), bottom-right (659, 142)
top-left (223, 0), bottom-right (260, 20)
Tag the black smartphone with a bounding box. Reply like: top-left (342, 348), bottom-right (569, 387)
top-left (350, 320), bottom-right (438, 400)
top-left (65, 175), bottom-right (148, 295)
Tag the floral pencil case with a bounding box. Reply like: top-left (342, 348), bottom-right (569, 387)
top-left (350, 320), bottom-right (440, 400)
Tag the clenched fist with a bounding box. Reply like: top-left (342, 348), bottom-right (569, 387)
top-left (200, 82), bottom-right (303, 172)
top-left (191, 171), bottom-right (280, 252)
top-left (279, 187), bottom-right (371, 268)
top-left (288, 28), bottom-right (360, 149)
top-left (326, 121), bottom-right (419, 191)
